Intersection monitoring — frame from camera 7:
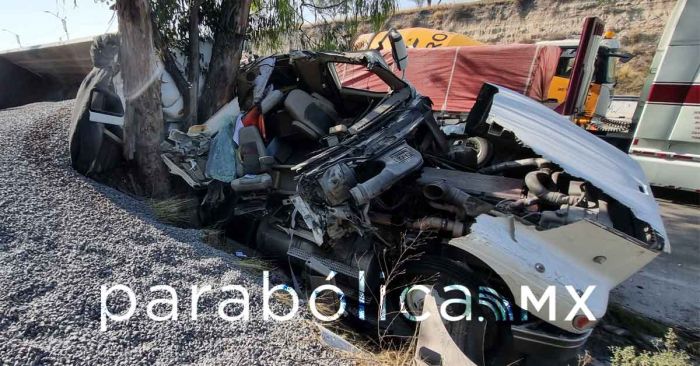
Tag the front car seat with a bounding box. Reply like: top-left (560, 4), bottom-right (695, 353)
top-left (284, 89), bottom-right (337, 140)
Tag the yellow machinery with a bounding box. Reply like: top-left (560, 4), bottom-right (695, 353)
top-left (354, 27), bottom-right (483, 50)
top-left (537, 31), bottom-right (623, 129)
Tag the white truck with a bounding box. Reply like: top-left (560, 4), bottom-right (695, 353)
top-left (628, 0), bottom-right (700, 192)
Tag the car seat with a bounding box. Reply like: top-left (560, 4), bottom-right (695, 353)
top-left (284, 89), bottom-right (338, 140)
top-left (231, 126), bottom-right (273, 193)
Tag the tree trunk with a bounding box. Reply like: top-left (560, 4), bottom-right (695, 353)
top-left (117, 0), bottom-right (171, 197)
top-left (187, 0), bottom-right (201, 128)
top-left (197, 0), bottom-right (252, 122)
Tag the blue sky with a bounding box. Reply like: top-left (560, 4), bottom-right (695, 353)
top-left (0, 0), bottom-right (475, 51)
top-left (1, 1), bottom-right (116, 51)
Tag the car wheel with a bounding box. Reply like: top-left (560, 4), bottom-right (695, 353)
top-left (466, 137), bottom-right (493, 168)
top-left (386, 255), bottom-right (513, 366)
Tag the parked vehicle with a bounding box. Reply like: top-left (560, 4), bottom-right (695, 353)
top-left (355, 13), bottom-right (699, 193)
top-left (71, 31), bottom-right (668, 365)
top-left (628, 0), bottom-right (700, 192)
top-left (354, 21), bottom-right (633, 133)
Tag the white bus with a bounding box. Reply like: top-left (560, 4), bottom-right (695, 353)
top-left (629, 0), bottom-right (700, 192)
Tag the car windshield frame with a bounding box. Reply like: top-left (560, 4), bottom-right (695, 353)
top-left (302, 50), bottom-right (408, 93)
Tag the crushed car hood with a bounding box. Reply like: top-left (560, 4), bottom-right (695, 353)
top-left (476, 84), bottom-right (669, 250)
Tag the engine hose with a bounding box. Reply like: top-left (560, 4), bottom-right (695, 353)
top-left (524, 170), bottom-right (578, 206)
top-left (423, 180), bottom-right (472, 206)
top-left (506, 197), bottom-right (539, 210)
top-left (423, 180), bottom-right (490, 216)
top-left (410, 217), bottom-right (465, 237)
top-left (479, 158), bottom-right (550, 174)
top-left (350, 143), bottom-right (423, 206)
top-left (368, 213), bottom-right (465, 237)
top-left (422, 113), bottom-right (450, 154)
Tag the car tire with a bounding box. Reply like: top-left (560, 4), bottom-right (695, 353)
top-left (467, 137), bottom-right (494, 168)
top-left (385, 255), bottom-right (513, 366)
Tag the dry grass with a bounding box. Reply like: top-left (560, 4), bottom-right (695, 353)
top-left (360, 338), bottom-right (418, 366)
top-left (271, 289), bottom-right (296, 307)
top-left (235, 257), bottom-right (276, 272)
top-left (340, 233), bottom-right (431, 365)
top-left (324, 323), bottom-right (418, 366)
top-left (616, 63), bottom-right (648, 95)
top-left (269, 232), bottom-right (427, 366)
top-left (578, 350), bottom-right (594, 366)
top-left (149, 197), bottom-right (200, 227)
top-left (392, 0), bottom-right (514, 16)
top-left (615, 30), bottom-right (660, 94)
top-left (271, 293), bottom-right (415, 364)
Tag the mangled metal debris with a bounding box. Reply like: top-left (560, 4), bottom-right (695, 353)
top-left (71, 33), bottom-right (669, 364)
top-left (161, 129), bottom-right (212, 188)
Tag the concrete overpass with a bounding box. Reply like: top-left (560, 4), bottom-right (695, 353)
top-left (0, 36), bottom-right (96, 109)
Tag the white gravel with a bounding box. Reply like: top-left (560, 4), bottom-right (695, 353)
top-left (0, 101), bottom-right (348, 365)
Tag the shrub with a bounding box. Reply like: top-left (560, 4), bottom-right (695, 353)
top-left (610, 329), bottom-right (691, 366)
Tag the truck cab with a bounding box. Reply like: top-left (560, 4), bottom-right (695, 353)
top-left (537, 34), bottom-right (627, 130)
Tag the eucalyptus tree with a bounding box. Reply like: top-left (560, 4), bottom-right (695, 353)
top-left (106, 0), bottom-right (395, 196)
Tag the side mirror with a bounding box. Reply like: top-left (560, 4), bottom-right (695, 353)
top-left (89, 88), bottom-right (124, 126)
top-left (608, 51), bottom-right (634, 64)
top-left (388, 29), bottom-right (408, 72)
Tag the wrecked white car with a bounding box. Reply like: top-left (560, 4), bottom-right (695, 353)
top-left (70, 39), bottom-right (667, 365)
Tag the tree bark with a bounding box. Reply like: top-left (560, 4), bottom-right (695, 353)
top-left (187, 0), bottom-right (201, 128)
top-left (117, 0), bottom-right (171, 197)
top-left (197, 0), bottom-right (252, 122)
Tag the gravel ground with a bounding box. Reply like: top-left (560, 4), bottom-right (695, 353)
top-left (0, 101), bottom-right (348, 365)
